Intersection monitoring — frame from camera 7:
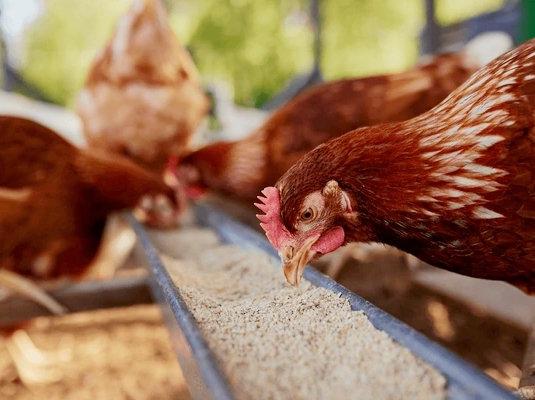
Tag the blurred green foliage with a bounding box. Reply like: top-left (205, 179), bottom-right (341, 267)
top-left (322, 0), bottom-right (422, 79)
top-left (173, 0), bottom-right (313, 107)
top-left (20, 0), bottom-right (505, 108)
top-left (21, 0), bottom-right (132, 107)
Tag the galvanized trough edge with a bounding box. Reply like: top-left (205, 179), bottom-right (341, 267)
top-left (128, 214), bottom-right (235, 400)
top-left (193, 201), bottom-right (517, 400)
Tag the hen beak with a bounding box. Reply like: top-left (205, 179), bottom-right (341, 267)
top-left (137, 193), bottom-right (181, 229)
top-left (280, 235), bottom-right (319, 286)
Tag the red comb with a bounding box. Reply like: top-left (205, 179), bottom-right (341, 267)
top-left (255, 187), bottom-right (292, 250)
top-left (166, 155), bottom-right (180, 173)
top-left (164, 155), bottom-right (180, 185)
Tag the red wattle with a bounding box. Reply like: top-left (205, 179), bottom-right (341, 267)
top-left (186, 185), bottom-right (207, 199)
top-left (312, 226), bottom-right (345, 254)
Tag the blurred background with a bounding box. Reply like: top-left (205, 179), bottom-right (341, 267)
top-left (0, 0), bottom-right (519, 110)
top-left (0, 0), bottom-right (533, 398)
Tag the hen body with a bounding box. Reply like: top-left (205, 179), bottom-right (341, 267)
top-left (77, 0), bottom-right (209, 173)
top-left (179, 50), bottom-right (489, 201)
top-left (258, 38), bottom-right (535, 294)
top-left (0, 116), bottom-right (177, 281)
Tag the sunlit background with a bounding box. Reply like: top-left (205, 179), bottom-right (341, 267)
top-left (0, 0), bottom-right (533, 398)
top-left (0, 0), bottom-right (512, 109)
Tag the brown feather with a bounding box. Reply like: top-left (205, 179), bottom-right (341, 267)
top-left (179, 51), bottom-right (480, 201)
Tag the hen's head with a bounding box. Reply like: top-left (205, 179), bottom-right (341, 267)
top-left (131, 161), bottom-right (186, 229)
top-left (256, 179), bottom-right (354, 286)
top-left (85, 0), bottom-right (203, 86)
top-left (137, 190), bottom-right (183, 229)
top-left (171, 142), bottom-right (236, 199)
top-left (131, 159), bottom-right (187, 229)
top-left (170, 153), bottom-right (208, 199)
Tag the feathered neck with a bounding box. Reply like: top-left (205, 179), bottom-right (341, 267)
top-left (85, 0), bottom-right (200, 86)
top-left (279, 109), bottom-right (510, 247)
top-left (187, 132), bottom-right (268, 199)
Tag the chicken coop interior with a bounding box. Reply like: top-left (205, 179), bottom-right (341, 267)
top-left (1, 0), bottom-right (535, 398)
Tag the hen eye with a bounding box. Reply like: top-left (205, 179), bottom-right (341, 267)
top-left (300, 208), bottom-right (314, 221)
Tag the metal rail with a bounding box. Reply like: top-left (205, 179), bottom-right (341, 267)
top-left (129, 214), bottom-right (235, 400)
top-left (0, 275), bottom-right (153, 326)
top-left (131, 201), bottom-right (517, 400)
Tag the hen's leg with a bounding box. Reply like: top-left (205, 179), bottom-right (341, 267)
top-left (4, 330), bottom-right (67, 385)
top-left (0, 271), bottom-right (71, 385)
top-left (0, 270), bottom-right (67, 315)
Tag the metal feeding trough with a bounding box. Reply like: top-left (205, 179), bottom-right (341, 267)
top-left (129, 201), bottom-right (516, 400)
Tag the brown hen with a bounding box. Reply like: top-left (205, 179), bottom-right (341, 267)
top-left (0, 115), bottom-right (179, 310)
top-left (176, 45), bottom-right (501, 202)
top-left (76, 0), bottom-right (209, 173)
top-left (0, 115), bottom-right (181, 385)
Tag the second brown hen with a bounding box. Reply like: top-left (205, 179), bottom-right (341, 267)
top-left (76, 0), bottom-right (210, 173)
top-left (176, 49), bottom-right (490, 202)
